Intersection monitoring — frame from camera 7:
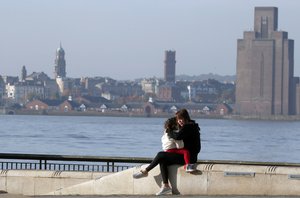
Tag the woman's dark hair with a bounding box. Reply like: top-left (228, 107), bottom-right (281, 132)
top-left (175, 108), bottom-right (191, 122)
top-left (164, 117), bottom-right (177, 133)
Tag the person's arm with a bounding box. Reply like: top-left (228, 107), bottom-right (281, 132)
top-left (169, 126), bottom-right (187, 140)
top-left (169, 121), bottom-right (199, 140)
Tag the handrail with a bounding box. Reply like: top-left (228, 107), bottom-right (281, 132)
top-left (0, 153), bottom-right (300, 172)
top-left (0, 153), bottom-right (153, 172)
top-left (0, 152), bottom-right (153, 163)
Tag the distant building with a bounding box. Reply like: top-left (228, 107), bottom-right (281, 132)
top-left (25, 98), bottom-right (82, 112)
top-left (141, 78), bottom-right (159, 94)
top-left (236, 7), bottom-right (296, 116)
top-left (26, 72), bottom-right (51, 82)
top-left (80, 77), bottom-right (107, 96)
top-left (56, 77), bottom-right (75, 97)
top-left (21, 66), bottom-right (27, 82)
top-left (1, 76), bottom-right (19, 85)
top-left (157, 83), bottom-right (180, 102)
top-left (43, 79), bottom-right (59, 99)
top-left (59, 99), bottom-right (80, 112)
top-left (164, 50), bottom-right (176, 83)
top-left (6, 83), bottom-right (45, 103)
top-left (25, 99), bottom-right (53, 111)
top-left (54, 43), bottom-right (66, 78)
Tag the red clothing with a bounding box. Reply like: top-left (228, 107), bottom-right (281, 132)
top-left (166, 148), bottom-right (190, 164)
top-left (169, 121), bottom-right (201, 163)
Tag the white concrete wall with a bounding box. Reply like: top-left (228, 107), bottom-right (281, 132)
top-left (0, 170), bottom-right (110, 195)
top-left (2, 163), bottom-right (300, 196)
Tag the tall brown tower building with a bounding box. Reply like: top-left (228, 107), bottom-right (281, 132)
top-left (164, 50), bottom-right (176, 83)
top-left (236, 7), bottom-right (295, 116)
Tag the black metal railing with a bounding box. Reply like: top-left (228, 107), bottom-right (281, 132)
top-left (1, 153), bottom-right (300, 173)
top-left (0, 153), bottom-right (152, 173)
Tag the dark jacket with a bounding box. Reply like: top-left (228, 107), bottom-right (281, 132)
top-left (169, 120), bottom-right (201, 163)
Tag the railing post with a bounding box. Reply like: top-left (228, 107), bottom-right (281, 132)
top-left (39, 160), bottom-right (42, 170)
top-left (39, 160), bottom-right (47, 170)
top-left (45, 160), bottom-right (47, 170)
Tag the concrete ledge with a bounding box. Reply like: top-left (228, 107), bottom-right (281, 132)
top-left (2, 162), bottom-right (300, 196)
top-left (47, 163), bottom-right (300, 196)
top-left (0, 170), bottom-right (110, 195)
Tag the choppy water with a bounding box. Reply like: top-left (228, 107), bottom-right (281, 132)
top-left (1, 115), bottom-right (300, 163)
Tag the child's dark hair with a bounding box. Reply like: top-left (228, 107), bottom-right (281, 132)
top-left (164, 117), bottom-right (177, 133)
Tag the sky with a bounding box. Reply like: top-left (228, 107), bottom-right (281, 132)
top-left (1, 0), bottom-right (300, 80)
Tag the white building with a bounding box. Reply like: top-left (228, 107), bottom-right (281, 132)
top-left (6, 83), bottom-right (45, 103)
top-left (141, 78), bottom-right (159, 94)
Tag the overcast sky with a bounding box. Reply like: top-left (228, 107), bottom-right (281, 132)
top-left (1, 0), bottom-right (300, 80)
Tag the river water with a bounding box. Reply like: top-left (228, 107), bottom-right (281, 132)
top-left (1, 115), bottom-right (300, 163)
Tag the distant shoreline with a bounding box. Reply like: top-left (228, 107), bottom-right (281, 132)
top-left (3, 109), bottom-right (300, 121)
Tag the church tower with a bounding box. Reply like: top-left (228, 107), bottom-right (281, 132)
top-left (54, 43), bottom-right (66, 78)
top-left (21, 65), bottom-right (27, 82)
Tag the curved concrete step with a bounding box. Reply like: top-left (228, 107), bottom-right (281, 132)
top-left (3, 162), bottom-right (300, 196)
top-left (46, 164), bottom-right (161, 195)
top-left (0, 170), bottom-right (110, 196)
top-left (46, 163), bottom-right (300, 196)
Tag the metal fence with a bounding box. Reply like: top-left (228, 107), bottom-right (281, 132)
top-left (1, 153), bottom-right (300, 173)
top-left (0, 153), bottom-right (153, 173)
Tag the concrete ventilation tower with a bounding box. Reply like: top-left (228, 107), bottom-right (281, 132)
top-left (164, 50), bottom-right (176, 83)
top-left (54, 43), bottom-right (66, 79)
top-left (235, 7), bottom-right (295, 116)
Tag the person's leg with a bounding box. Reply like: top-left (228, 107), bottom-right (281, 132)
top-left (166, 148), bottom-right (190, 165)
top-left (133, 151), bottom-right (166, 179)
top-left (158, 152), bottom-right (184, 182)
top-left (145, 151), bottom-right (165, 172)
top-left (159, 160), bottom-right (169, 184)
top-left (180, 149), bottom-right (190, 165)
top-left (156, 152), bottom-right (185, 195)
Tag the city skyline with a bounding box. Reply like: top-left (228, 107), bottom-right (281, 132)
top-left (1, 0), bottom-right (300, 80)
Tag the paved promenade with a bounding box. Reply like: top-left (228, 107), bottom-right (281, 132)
top-left (0, 194), bottom-right (298, 198)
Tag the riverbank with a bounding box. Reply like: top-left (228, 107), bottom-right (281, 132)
top-left (7, 109), bottom-right (300, 121)
top-left (6, 109), bottom-right (226, 119)
top-left (225, 114), bottom-right (300, 121)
